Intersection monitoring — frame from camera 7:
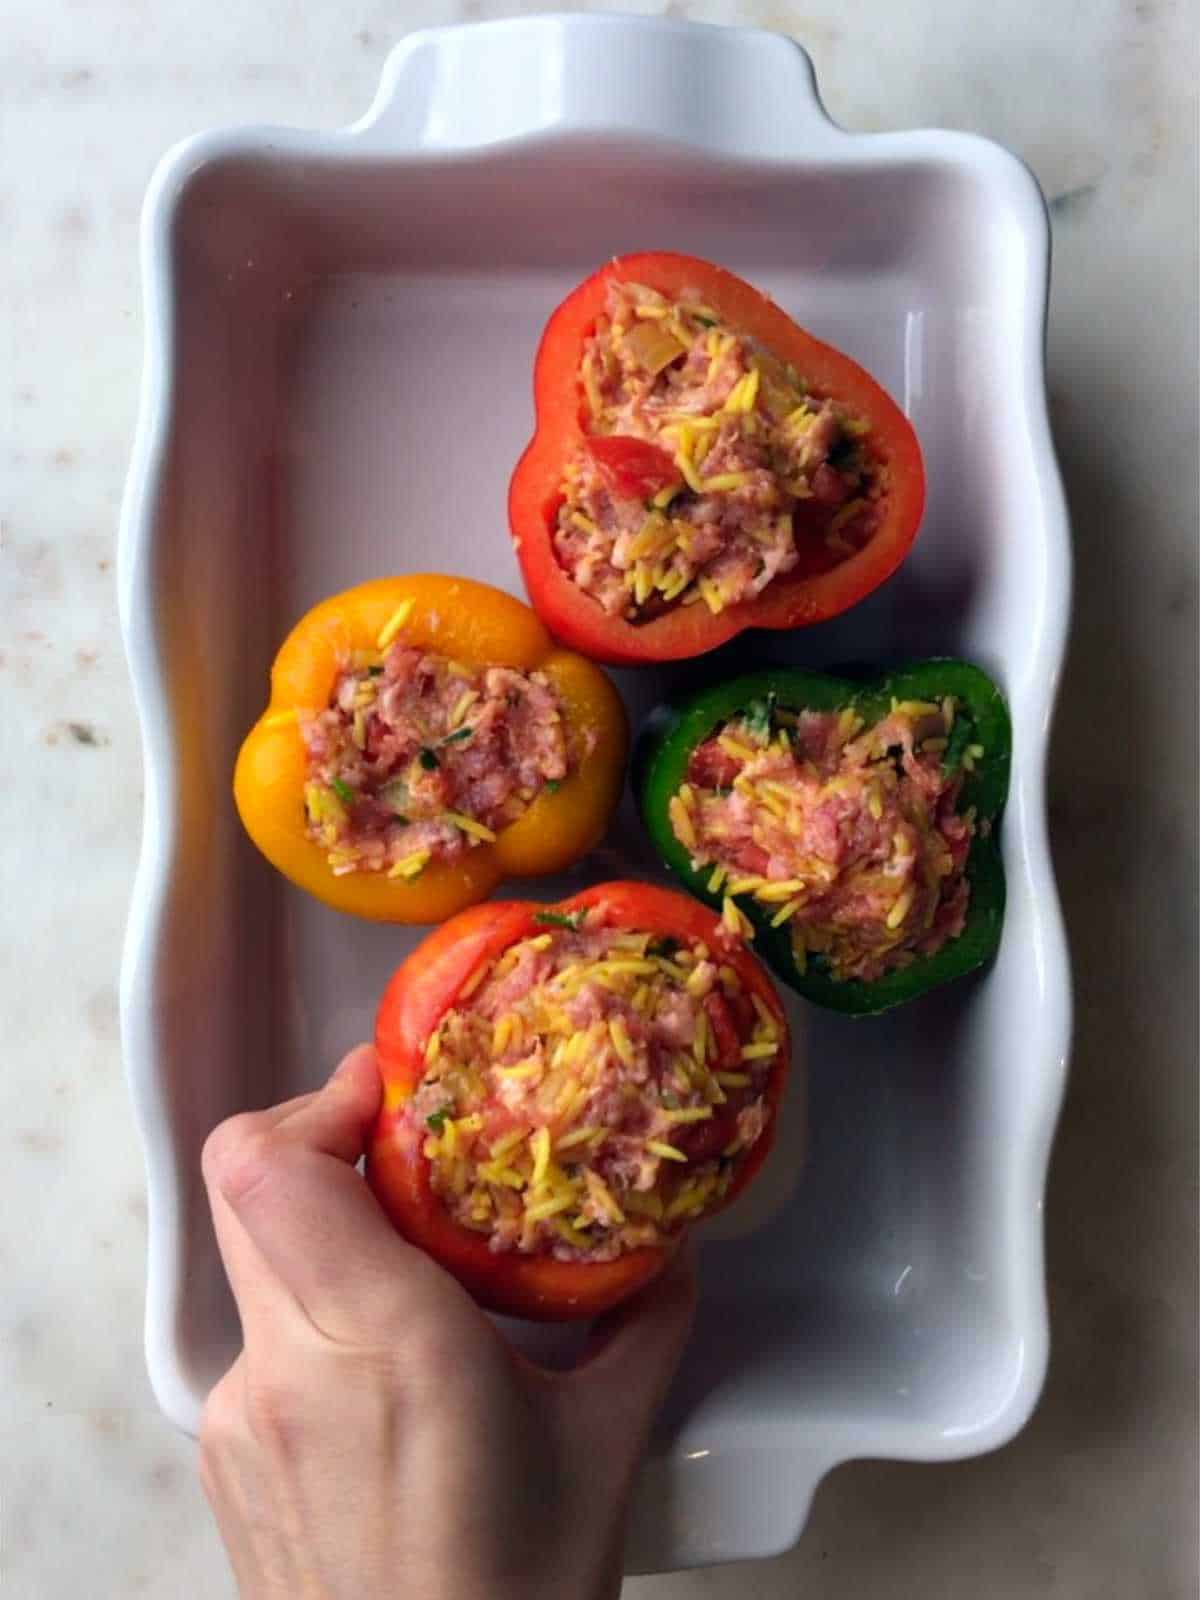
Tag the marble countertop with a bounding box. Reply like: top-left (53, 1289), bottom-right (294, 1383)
top-left (2, 2), bottom-right (1195, 1595)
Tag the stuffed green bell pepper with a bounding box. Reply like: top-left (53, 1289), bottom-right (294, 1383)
top-left (636, 661), bottom-right (1011, 1015)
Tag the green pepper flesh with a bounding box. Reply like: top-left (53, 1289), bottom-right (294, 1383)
top-left (635, 660), bottom-right (1011, 1015)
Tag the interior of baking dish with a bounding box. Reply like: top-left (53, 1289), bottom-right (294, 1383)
top-left (119, 15), bottom-right (1071, 1569)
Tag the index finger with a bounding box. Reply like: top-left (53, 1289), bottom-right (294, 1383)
top-left (202, 1046), bottom-right (380, 1341)
top-left (204, 1046), bottom-right (478, 1348)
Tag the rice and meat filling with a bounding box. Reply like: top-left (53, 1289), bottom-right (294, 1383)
top-left (671, 699), bottom-right (986, 982)
top-left (409, 922), bottom-right (780, 1263)
top-left (301, 613), bottom-right (570, 878)
top-left (554, 280), bottom-right (883, 621)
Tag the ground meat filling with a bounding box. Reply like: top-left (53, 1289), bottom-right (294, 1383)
top-left (554, 280), bottom-right (884, 622)
top-left (301, 622), bottom-right (569, 878)
top-left (670, 698), bottom-right (985, 983)
top-left (408, 919), bottom-right (780, 1263)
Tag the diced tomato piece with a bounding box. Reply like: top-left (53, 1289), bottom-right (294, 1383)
top-left (704, 991), bottom-right (742, 1067)
top-left (732, 842), bottom-right (771, 876)
top-left (677, 1104), bottom-right (740, 1162)
top-left (687, 740), bottom-right (741, 789)
top-left (586, 435), bottom-right (682, 502)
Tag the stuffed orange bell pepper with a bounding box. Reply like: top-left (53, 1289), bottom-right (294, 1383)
top-left (367, 882), bottom-right (791, 1320)
top-left (509, 251), bottom-right (925, 664)
top-left (234, 576), bottom-right (628, 923)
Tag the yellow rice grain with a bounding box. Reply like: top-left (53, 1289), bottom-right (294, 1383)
top-left (525, 1192), bottom-right (575, 1223)
top-left (669, 795), bottom-right (696, 850)
top-left (886, 888), bottom-right (914, 930)
top-left (750, 993), bottom-right (779, 1033)
top-left (376, 597), bottom-right (414, 651)
top-left (529, 1126), bottom-right (552, 1187)
top-left (608, 1016), bottom-right (635, 1067)
top-left (827, 498), bottom-right (866, 536)
top-left (698, 577), bottom-right (726, 614)
top-left (458, 962), bottom-right (489, 999)
top-left (740, 1041), bottom-right (778, 1062)
top-left (388, 848), bottom-right (431, 880)
top-left (555, 1124), bottom-right (601, 1151)
top-left (551, 1218), bottom-right (594, 1249)
top-left (581, 352), bottom-right (603, 419)
top-left (583, 1169), bottom-right (625, 1224)
top-left (489, 1127), bottom-right (526, 1161)
top-left (701, 471), bottom-right (752, 492)
top-left (692, 1008), bottom-right (709, 1064)
top-left (722, 896), bottom-right (754, 940)
top-left (449, 689), bottom-right (479, 728)
top-left (442, 810), bottom-right (496, 843)
top-left (726, 874), bottom-right (767, 896)
top-left (495, 1059), bottom-right (541, 1082)
top-left (753, 878), bottom-right (807, 902)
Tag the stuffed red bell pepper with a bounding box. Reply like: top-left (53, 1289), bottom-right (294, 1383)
top-left (367, 882), bottom-right (791, 1320)
top-left (509, 251), bottom-right (925, 664)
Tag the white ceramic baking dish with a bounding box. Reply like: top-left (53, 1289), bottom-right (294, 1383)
top-left (118, 13), bottom-right (1072, 1572)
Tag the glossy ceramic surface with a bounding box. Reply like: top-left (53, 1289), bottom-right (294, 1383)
top-left (118, 14), bottom-right (1072, 1571)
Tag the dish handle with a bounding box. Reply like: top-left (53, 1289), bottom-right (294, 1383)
top-left (351, 14), bottom-right (845, 162)
top-left (624, 1440), bottom-right (831, 1572)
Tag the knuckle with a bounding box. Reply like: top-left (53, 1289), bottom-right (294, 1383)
top-left (201, 1115), bottom-right (278, 1205)
top-left (199, 1368), bottom-right (243, 1460)
top-left (243, 1369), bottom-right (307, 1456)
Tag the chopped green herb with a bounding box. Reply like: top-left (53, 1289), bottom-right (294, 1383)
top-left (419, 747), bottom-right (439, 771)
top-left (534, 910), bottom-right (585, 930)
top-left (647, 936), bottom-right (681, 960)
top-left (694, 315), bottom-right (718, 327)
top-left (544, 779), bottom-right (561, 794)
top-left (441, 726), bottom-right (473, 746)
top-left (425, 1108), bottom-right (450, 1132)
top-left (330, 777), bottom-right (356, 807)
top-left (368, 665), bottom-right (385, 677)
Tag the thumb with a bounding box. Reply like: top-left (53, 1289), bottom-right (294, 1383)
top-left (558, 1242), bottom-right (697, 1482)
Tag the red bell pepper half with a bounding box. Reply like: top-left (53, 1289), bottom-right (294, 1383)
top-left (509, 251), bottom-right (925, 664)
top-left (366, 882), bottom-right (790, 1321)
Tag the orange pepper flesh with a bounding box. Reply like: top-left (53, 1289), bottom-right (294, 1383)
top-left (233, 575), bottom-right (629, 922)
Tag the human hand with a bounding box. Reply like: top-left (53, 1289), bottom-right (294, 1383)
top-left (199, 1046), bottom-right (696, 1600)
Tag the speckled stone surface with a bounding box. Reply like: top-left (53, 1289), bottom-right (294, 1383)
top-left (1, 3), bottom-right (1195, 1596)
